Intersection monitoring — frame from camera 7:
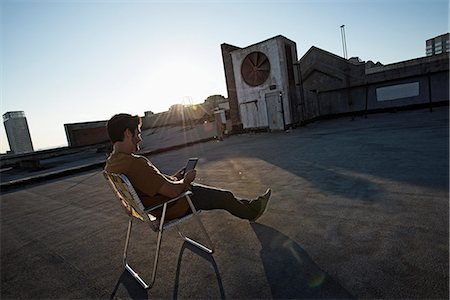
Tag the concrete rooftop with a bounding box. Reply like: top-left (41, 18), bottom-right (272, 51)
top-left (1, 107), bottom-right (449, 299)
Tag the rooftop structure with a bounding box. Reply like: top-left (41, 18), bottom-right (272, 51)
top-left (426, 33), bottom-right (450, 56)
top-left (3, 111), bottom-right (34, 154)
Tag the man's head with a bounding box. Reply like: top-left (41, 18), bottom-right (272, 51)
top-left (107, 114), bottom-right (142, 152)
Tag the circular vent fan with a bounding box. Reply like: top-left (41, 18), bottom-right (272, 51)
top-left (241, 51), bottom-right (271, 86)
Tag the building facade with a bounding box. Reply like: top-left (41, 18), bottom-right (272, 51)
top-left (3, 111), bottom-right (34, 154)
top-left (426, 33), bottom-right (449, 56)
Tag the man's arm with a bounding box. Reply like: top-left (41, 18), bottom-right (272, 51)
top-left (160, 167), bottom-right (186, 181)
top-left (158, 170), bottom-right (196, 198)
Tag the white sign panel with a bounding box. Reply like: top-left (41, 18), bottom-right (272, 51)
top-left (376, 82), bottom-right (419, 101)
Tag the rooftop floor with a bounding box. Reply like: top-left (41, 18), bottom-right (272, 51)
top-left (1, 107), bottom-right (449, 299)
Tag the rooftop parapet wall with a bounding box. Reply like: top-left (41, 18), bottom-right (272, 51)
top-left (365, 53), bottom-right (449, 83)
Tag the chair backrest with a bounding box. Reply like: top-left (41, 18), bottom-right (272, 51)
top-left (103, 171), bottom-right (148, 222)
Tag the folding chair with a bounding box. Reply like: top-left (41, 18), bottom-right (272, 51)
top-left (103, 171), bottom-right (214, 289)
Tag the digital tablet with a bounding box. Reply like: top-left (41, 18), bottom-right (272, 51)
top-left (185, 158), bottom-right (198, 172)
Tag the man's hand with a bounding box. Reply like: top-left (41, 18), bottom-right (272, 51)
top-left (183, 169), bottom-right (196, 185)
top-left (159, 169), bottom-right (196, 198)
top-left (173, 167), bottom-right (186, 180)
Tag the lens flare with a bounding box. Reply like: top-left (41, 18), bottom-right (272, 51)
top-left (308, 273), bottom-right (326, 288)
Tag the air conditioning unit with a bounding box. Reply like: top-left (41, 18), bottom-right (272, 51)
top-left (230, 35), bottom-right (299, 130)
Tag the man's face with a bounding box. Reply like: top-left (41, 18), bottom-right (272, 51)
top-left (131, 127), bottom-right (142, 152)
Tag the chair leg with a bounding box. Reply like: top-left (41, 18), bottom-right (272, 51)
top-left (123, 217), bottom-right (164, 290)
top-left (177, 222), bottom-right (214, 254)
top-left (175, 210), bottom-right (215, 254)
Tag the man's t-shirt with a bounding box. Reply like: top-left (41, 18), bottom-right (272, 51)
top-left (105, 152), bottom-right (189, 221)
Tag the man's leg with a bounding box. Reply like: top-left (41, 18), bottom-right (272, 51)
top-left (190, 183), bottom-right (260, 220)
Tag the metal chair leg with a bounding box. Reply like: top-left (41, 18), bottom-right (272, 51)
top-left (176, 195), bottom-right (215, 254)
top-left (123, 217), bottom-right (164, 290)
top-left (176, 222), bottom-right (214, 254)
top-left (122, 199), bottom-right (214, 289)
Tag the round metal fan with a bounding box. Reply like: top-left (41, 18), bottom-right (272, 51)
top-left (240, 51), bottom-right (271, 86)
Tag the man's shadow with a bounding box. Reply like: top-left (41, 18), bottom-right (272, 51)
top-left (251, 223), bottom-right (354, 299)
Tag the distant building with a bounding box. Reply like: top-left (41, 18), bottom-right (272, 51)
top-left (3, 111), bottom-right (34, 154)
top-left (426, 33), bottom-right (449, 56)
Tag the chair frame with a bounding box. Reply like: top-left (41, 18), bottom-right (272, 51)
top-left (103, 171), bottom-right (214, 289)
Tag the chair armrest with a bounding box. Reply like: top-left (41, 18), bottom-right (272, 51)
top-left (144, 191), bottom-right (193, 213)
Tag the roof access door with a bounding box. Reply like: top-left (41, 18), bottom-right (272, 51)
top-left (265, 91), bottom-right (285, 131)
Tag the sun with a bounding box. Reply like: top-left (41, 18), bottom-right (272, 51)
top-left (147, 58), bottom-right (204, 107)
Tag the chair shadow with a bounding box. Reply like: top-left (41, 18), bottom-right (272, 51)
top-left (173, 241), bottom-right (225, 299)
top-left (110, 270), bottom-right (149, 300)
top-left (251, 223), bottom-right (354, 299)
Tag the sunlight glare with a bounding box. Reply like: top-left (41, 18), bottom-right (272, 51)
top-left (146, 57), bottom-right (207, 112)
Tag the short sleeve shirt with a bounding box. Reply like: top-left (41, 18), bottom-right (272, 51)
top-left (105, 152), bottom-right (189, 220)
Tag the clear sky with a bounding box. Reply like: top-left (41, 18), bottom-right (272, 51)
top-left (1, 0), bottom-right (448, 153)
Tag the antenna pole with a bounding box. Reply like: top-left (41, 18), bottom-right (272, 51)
top-left (340, 25), bottom-right (348, 59)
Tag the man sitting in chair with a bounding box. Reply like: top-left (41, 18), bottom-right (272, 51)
top-left (104, 113), bottom-right (271, 222)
